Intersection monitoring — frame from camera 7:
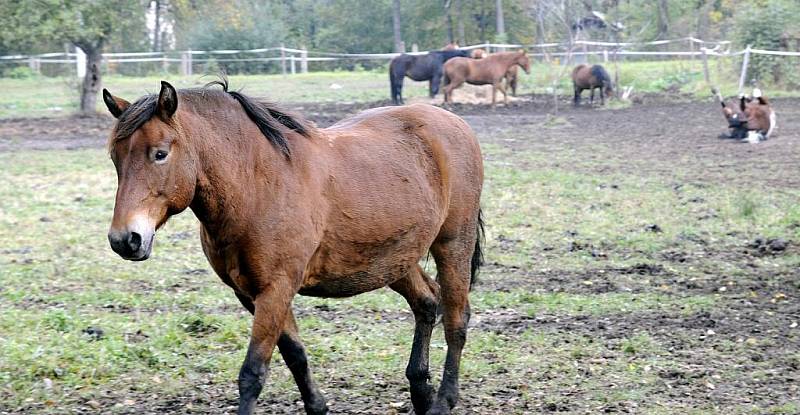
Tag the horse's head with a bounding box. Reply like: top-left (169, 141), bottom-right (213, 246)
top-left (515, 50), bottom-right (531, 74)
top-left (103, 81), bottom-right (196, 261)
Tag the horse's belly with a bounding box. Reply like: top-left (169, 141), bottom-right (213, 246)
top-left (300, 227), bottom-right (433, 298)
top-left (299, 263), bottom-right (411, 298)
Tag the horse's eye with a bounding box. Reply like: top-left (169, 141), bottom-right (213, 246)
top-left (154, 150), bottom-right (168, 162)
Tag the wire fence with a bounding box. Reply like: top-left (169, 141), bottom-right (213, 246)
top-left (3, 38), bottom-right (800, 94)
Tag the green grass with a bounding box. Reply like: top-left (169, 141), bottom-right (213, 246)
top-left (3, 57), bottom-right (800, 119)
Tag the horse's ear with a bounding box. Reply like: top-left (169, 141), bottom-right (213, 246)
top-left (103, 89), bottom-right (130, 119)
top-left (157, 81), bottom-right (178, 119)
top-left (756, 96), bottom-right (769, 106)
top-left (519, 49), bottom-right (526, 55)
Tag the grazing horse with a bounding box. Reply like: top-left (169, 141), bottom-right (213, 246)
top-left (103, 78), bottom-right (484, 415)
top-left (716, 88), bottom-right (776, 142)
top-left (389, 49), bottom-right (470, 105)
top-left (572, 64), bottom-right (614, 106)
top-left (442, 50), bottom-right (531, 107)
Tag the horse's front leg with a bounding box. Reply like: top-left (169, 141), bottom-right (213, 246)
top-left (590, 87), bottom-right (595, 105)
top-left (573, 86), bottom-right (581, 106)
top-left (491, 84), bottom-right (497, 109)
top-left (495, 80), bottom-right (508, 106)
top-left (238, 280), bottom-right (295, 415)
top-left (430, 69), bottom-right (442, 98)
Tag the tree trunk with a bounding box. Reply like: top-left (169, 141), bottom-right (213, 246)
top-left (153, 0), bottom-right (162, 52)
top-left (444, 1), bottom-right (454, 44)
top-left (495, 0), bottom-right (505, 41)
top-left (78, 44), bottom-right (103, 114)
top-left (695, 0), bottom-right (711, 41)
top-left (656, 0), bottom-right (669, 39)
top-left (455, 0), bottom-right (465, 45)
top-left (392, 0), bottom-right (403, 52)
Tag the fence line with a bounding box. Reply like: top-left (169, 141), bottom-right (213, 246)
top-left (3, 39), bottom-right (800, 79)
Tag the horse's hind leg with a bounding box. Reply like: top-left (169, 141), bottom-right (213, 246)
top-left (390, 264), bottom-right (440, 415)
top-left (590, 87), bottom-right (595, 105)
top-left (573, 86), bottom-right (581, 106)
top-left (278, 309), bottom-right (328, 415)
top-left (428, 225), bottom-right (478, 414)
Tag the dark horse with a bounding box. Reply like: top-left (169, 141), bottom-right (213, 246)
top-left (390, 49), bottom-right (470, 105)
top-left (103, 78), bottom-right (484, 415)
top-left (572, 64), bottom-right (614, 106)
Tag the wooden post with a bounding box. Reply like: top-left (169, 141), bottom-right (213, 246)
top-left (28, 57), bottom-right (41, 74)
top-left (701, 48), bottom-right (710, 85)
top-left (162, 53), bottom-right (169, 73)
top-left (613, 49), bottom-right (620, 98)
top-left (603, 49), bottom-right (608, 63)
top-left (738, 45), bottom-right (751, 95)
top-left (280, 43), bottom-right (287, 75)
top-left (300, 46), bottom-right (308, 74)
top-left (186, 51), bottom-right (193, 76)
top-left (412, 43), bottom-right (419, 53)
top-left (76, 47), bottom-right (86, 78)
top-left (290, 55), bottom-right (296, 75)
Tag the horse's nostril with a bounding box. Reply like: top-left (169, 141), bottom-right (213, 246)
top-left (128, 232), bottom-right (142, 253)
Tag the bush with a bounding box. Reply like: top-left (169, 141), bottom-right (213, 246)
top-left (735, 1), bottom-right (800, 84)
top-left (5, 66), bottom-right (38, 79)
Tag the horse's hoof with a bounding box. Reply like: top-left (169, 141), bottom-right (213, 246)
top-left (304, 397), bottom-right (328, 415)
top-left (425, 405), bottom-right (451, 415)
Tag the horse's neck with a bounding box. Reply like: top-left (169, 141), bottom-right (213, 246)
top-left (494, 53), bottom-right (519, 70)
top-left (187, 112), bottom-right (290, 239)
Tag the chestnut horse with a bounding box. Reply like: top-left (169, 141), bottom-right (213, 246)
top-left (103, 79), bottom-right (484, 415)
top-left (442, 50), bottom-right (530, 107)
top-left (572, 64), bottom-right (614, 106)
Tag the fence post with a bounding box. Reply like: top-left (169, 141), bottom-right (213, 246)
top-left (412, 43), bottom-right (419, 53)
top-left (28, 57), bottom-right (40, 74)
top-left (738, 45), bottom-right (751, 95)
top-left (701, 48), bottom-right (711, 85)
top-left (603, 49), bottom-right (608, 63)
top-left (76, 48), bottom-right (86, 78)
top-left (290, 55), bottom-right (296, 75)
top-left (280, 43), bottom-right (287, 75)
top-left (300, 46), bottom-right (308, 74)
top-left (162, 52), bottom-right (169, 73)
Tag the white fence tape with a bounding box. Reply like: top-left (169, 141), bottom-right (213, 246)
top-left (0, 39), bottom-right (797, 67)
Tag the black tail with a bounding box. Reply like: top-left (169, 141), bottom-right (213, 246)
top-left (470, 209), bottom-right (485, 289)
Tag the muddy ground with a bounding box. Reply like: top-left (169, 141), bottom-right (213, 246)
top-left (1, 96), bottom-right (799, 414)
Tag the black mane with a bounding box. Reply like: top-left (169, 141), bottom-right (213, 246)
top-left (112, 76), bottom-right (311, 157)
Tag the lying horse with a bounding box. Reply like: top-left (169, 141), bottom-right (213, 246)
top-left (572, 64), bottom-right (614, 106)
top-left (442, 50), bottom-right (530, 107)
top-left (389, 49), bottom-right (470, 105)
top-left (716, 88), bottom-right (776, 142)
top-left (103, 78), bottom-right (484, 415)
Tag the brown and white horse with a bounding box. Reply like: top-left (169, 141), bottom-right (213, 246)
top-left (103, 78), bottom-right (484, 415)
top-left (716, 88), bottom-right (776, 143)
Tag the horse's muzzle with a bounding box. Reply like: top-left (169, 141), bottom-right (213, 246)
top-left (108, 216), bottom-right (155, 261)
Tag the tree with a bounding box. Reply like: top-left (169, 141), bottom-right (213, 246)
top-left (0, 0), bottom-right (144, 114)
top-left (495, 0), bottom-right (506, 42)
top-left (392, 0), bottom-right (403, 52)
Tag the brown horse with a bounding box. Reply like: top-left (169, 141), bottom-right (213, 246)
top-left (470, 48), bottom-right (487, 59)
top-left (442, 50), bottom-right (530, 107)
top-left (102, 79), bottom-right (484, 415)
top-left (572, 64), bottom-right (614, 106)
